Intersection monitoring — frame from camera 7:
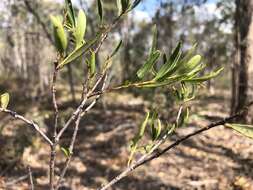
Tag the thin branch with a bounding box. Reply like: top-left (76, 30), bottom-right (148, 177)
top-left (56, 74), bottom-right (108, 189)
top-left (98, 103), bottom-right (253, 190)
top-left (27, 166), bottom-right (34, 190)
top-left (55, 113), bottom-right (82, 190)
top-left (0, 108), bottom-right (53, 146)
top-left (56, 73), bottom-right (106, 142)
top-left (49, 62), bottom-right (59, 190)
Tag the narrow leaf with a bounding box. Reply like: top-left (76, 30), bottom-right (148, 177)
top-left (177, 55), bottom-right (202, 74)
top-left (154, 42), bottom-right (182, 80)
top-left (61, 147), bottom-right (70, 157)
top-left (117, 0), bottom-right (122, 15)
top-left (57, 34), bottom-right (101, 69)
top-left (89, 51), bottom-right (96, 77)
top-left (226, 123), bottom-right (253, 140)
top-left (137, 50), bottom-right (161, 79)
top-left (138, 112), bottom-right (150, 138)
top-left (180, 43), bottom-right (197, 64)
top-left (121, 0), bottom-right (130, 13)
top-left (50, 15), bottom-right (68, 53)
top-left (149, 25), bottom-right (158, 56)
top-left (110, 40), bottom-right (122, 58)
top-left (97, 0), bottom-right (103, 22)
top-left (1, 93), bottom-right (9, 109)
top-left (74, 10), bottom-right (86, 48)
top-left (183, 67), bottom-right (223, 83)
top-left (131, 0), bottom-right (142, 10)
top-left (65, 0), bottom-right (76, 27)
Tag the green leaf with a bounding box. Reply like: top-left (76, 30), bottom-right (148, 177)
top-left (141, 74), bottom-right (188, 88)
top-left (121, 0), bottom-right (130, 13)
top-left (154, 42), bottom-right (182, 81)
top-left (110, 40), bottom-right (122, 58)
top-left (180, 43), bottom-right (197, 64)
top-left (151, 119), bottom-right (162, 141)
top-left (183, 67), bottom-right (223, 83)
top-left (150, 111), bottom-right (158, 140)
top-left (74, 10), bottom-right (86, 48)
top-left (97, 0), bottom-right (103, 22)
top-left (89, 51), bottom-right (96, 78)
top-left (57, 34), bottom-right (101, 69)
top-left (226, 123), bottom-right (253, 140)
top-left (65, 0), bottom-right (76, 27)
top-left (177, 55), bottom-right (202, 74)
top-left (138, 112), bottom-right (150, 138)
top-left (149, 25), bottom-right (158, 56)
top-left (1, 93), bottom-right (9, 109)
top-left (137, 50), bottom-right (161, 79)
top-left (50, 15), bottom-right (68, 54)
top-left (166, 124), bottom-right (176, 135)
top-left (61, 147), bottom-right (71, 157)
top-left (128, 112), bottom-right (150, 165)
top-left (130, 0), bottom-right (142, 10)
top-left (117, 0), bottom-right (122, 15)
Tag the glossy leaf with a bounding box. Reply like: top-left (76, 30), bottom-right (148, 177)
top-left (137, 50), bottom-right (160, 79)
top-left (97, 0), bottom-right (103, 22)
top-left (50, 15), bottom-right (68, 54)
top-left (154, 42), bottom-right (182, 81)
top-left (74, 10), bottom-right (86, 48)
top-left (57, 34), bottom-right (100, 69)
top-left (226, 123), bottom-right (253, 140)
top-left (65, 0), bottom-right (76, 27)
top-left (0, 93), bottom-right (9, 109)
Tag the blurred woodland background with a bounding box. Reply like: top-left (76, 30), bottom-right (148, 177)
top-left (0, 0), bottom-right (253, 189)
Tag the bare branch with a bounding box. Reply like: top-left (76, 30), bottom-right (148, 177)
top-left (49, 62), bottom-right (59, 190)
top-left (56, 74), bottom-right (108, 189)
top-left (98, 102), bottom-right (253, 190)
top-left (56, 73), bottom-right (106, 142)
top-left (0, 108), bottom-right (53, 146)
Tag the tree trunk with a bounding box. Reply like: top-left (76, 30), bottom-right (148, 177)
top-left (232, 0), bottom-right (253, 122)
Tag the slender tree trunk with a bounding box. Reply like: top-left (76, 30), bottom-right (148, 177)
top-left (232, 0), bottom-right (253, 122)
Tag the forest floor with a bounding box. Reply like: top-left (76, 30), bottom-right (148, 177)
top-left (0, 90), bottom-right (253, 190)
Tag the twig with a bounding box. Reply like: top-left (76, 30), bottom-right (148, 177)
top-left (49, 62), bottom-right (59, 190)
top-left (0, 108), bottom-right (53, 146)
top-left (27, 166), bottom-right (34, 190)
top-left (56, 73), bottom-right (106, 142)
top-left (56, 74), bottom-right (108, 189)
top-left (98, 103), bottom-right (252, 190)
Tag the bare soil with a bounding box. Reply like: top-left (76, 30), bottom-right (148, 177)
top-left (1, 92), bottom-right (253, 190)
